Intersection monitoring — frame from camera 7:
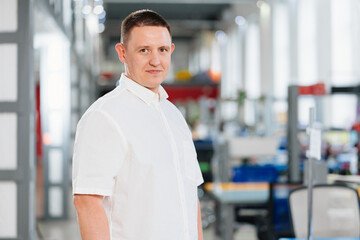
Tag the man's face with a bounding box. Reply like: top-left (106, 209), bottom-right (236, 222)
top-left (116, 26), bottom-right (175, 93)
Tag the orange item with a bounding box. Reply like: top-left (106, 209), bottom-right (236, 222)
top-left (204, 182), bottom-right (269, 192)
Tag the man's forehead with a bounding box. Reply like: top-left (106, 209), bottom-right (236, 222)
top-left (127, 26), bottom-right (172, 44)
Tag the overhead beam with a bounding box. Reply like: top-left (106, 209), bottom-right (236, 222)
top-left (104, 0), bottom-right (255, 4)
top-left (103, 19), bottom-right (223, 38)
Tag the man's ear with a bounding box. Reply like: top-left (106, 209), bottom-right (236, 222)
top-left (171, 43), bottom-right (175, 54)
top-left (115, 43), bottom-right (126, 63)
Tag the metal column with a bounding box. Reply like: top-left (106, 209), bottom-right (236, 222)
top-left (288, 85), bottom-right (301, 181)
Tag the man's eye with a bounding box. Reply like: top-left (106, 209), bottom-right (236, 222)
top-left (160, 48), bottom-right (168, 53)
top-left (140, 49), bottom-right (149, 53)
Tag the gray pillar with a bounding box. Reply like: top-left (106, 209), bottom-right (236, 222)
top-left (0, 0), bottom-right (36, 239)
top-left (288, 85), bottom-right (301, 182)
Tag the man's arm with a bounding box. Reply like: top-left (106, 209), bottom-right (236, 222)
top-left (73, 194), bottom-right (110, 240)
top-left (197, 198), bottom-right (203, 240)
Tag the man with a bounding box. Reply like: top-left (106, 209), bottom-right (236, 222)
top-left (72, 9), bottom-right (204, 240)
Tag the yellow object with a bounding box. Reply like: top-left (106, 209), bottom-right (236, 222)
top-left (175, 70), bottom-right (192, 81)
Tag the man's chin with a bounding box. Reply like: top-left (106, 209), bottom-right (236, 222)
top-left (146, 77), bottom-right (165, 86)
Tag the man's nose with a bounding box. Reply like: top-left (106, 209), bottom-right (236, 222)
top-left (149, 52), bottom-right (160, 66)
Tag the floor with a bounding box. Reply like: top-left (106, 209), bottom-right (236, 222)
top-left (38, 220), bottom-right (257, 240)
top-left (37, 200), bottom-right (258, 240)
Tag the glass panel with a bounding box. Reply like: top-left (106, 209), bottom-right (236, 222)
top-left (245, 22), bottom-right (260, 99)
top-left (273, 1), bottom-right (290, 99)
top-left (221, 101), bottom-right (238, 122)
top-left (81, 92), bottom-right (90, 110)
top-left (49, 111), bottom-right (63, 146)
top-left (0, 0), bottom-right (17, 32)
top-left (71, 112), bottom-right (79, 133)
top-left (331, 0), bottom-right (359, 85)
top-left (70, 138), bottom-right (75, 157)
top-left (0, 113), bottom-right (17, 169)
top-left (0, 181), bottom-right (17, 237)
top-left (244, 99), bottom-right (256, 126)
top-left (49, 149), bottom-right (63, 183)
top-left (298, 97), bottom-right (316, 127)
top-left (71, 88), bottom-right (79, 109)
top-left (298, 0), bottom-right (317, 85)
top-left (224, 30), bottom-right (241, 99)
top-left (63, 0), bottom-right (72, 28)
top-left (47, 74), bottom-right (64, 109)
top-left (330, 95), bottom-right (357, 129)
top-left (0, 44), bottom-right (17, 101)
top-left (49, 187), bottom-right (63, 217)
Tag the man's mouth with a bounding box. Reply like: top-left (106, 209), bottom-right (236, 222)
top-left (146, 70), bottom-right (162, 74)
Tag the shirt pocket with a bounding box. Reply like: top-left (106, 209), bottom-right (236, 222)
top-left (182, 141), bottom-right (202, 186)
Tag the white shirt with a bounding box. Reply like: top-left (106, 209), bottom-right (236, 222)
top-left (72, 74), bottom-right (204, 240)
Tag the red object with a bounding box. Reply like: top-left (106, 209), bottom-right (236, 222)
top-left (298, 83), bottom-right (326, 95)
top-left (163, 84), bottom-right (218, 103)
top-left (101, 71), bottom-right (115, 80)
top-left (36, 84), bottom-right (43, 158)
top-left (352, 123), bottom-right (360, 132)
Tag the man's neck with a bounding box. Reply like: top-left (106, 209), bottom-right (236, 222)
top-left (124, 73), bottom-right (159, 94)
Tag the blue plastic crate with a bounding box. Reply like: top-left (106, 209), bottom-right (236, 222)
top-left (232, 165), bottom-right (278, 182)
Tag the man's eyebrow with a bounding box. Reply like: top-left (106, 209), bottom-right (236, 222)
top-left (136, 45), bottom-right (150, 49)
top-left (136, 45), bottom-right (170, 50)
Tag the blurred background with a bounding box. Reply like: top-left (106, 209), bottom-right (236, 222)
top-left (1, 0), bottom-right (360, 239)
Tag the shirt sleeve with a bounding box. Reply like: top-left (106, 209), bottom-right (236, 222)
top-left (174, 105), bottom-right (204, 187)
top-left (195, 165), bottom-right (204, 187)
top-left (72, 110), bottom-right (128, 196)
top-left (192, 146), bottom-right (204, 187)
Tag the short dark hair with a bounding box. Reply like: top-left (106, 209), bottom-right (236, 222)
top-left (121, 9), bottom-right (171, 45)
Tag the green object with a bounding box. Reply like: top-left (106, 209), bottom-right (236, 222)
top-left (199, 162), bottom-right (211, 172)
top-left (238, 90), bottom-right (246, 107)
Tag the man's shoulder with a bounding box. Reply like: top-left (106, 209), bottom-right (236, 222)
top-left (162, 100), bottom-right (186, 121)
top-left (79, 87), bottom-right (130, 120)
top-left (162, 99), bottom-right (180, 113)
top-left (90, 86), bottom-right (132, 110)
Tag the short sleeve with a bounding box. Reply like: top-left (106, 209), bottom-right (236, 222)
top-left (72, 110), bottom-right (128, 196)
top-left (193, 151), bottom-right (204, 187)
top-left (195, 162), bottom-right (204, 187)
top-left (183, 141), bottom-right (204, 187)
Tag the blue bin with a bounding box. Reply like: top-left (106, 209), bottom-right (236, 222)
top-left (232, 165), bottom-right (278, 182)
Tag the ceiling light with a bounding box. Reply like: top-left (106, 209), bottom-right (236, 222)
top-left (98, 24), bottom-right (105, 34)
top-left (81, 5), bottom-right (92, 15)
top-left (98, 10), bottom-right (106, 20)
top-left (93, 5), bottom-right (104, 15)
top-left (215, 30), bottom-right (227, 43)
top-left (235, 16), bottom-right (246, 26)
top-left (257, 0), bottom-right (265, 8)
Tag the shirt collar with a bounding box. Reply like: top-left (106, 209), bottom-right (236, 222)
top-left (117, 73), bottom-right (168, 104)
